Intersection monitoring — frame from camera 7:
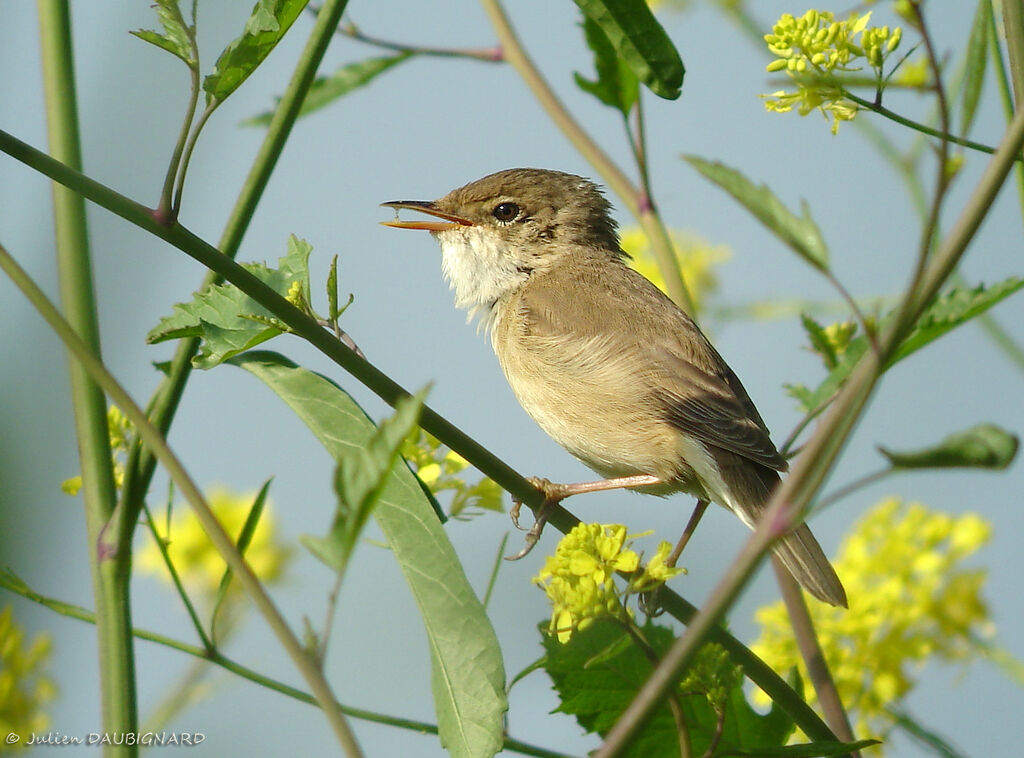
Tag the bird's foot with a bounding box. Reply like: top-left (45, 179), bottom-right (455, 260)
top-left (507, 477), bottom-right (564, 560)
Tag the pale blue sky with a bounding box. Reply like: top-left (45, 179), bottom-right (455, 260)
top-left (1, 3), bottom-right (1022, 756)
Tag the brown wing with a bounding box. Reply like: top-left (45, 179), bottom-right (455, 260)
top-left (518, 254), bottom-right (787, 472)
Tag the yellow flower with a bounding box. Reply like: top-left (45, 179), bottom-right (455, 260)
top-left (61, 405), bottom-right (133, 496)
top-left (401, 428), bottom-right (503, 517)
top-left (620, 228), bottom-right (731, 315)
top-left (762, 10), bottom-right (903, 134)
top-left (750, 498), bottom-right (995, 746)
top-left (136, 487), bottom-right (292, 596)
top-left (534, 524), bottom-right (683, 642)
top-left (0, 606), bottom-right (56, 745)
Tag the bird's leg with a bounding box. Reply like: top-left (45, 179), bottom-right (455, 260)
top-left (507, 474), bottom-right (663, 560)
top-left (667, 498), bottom-right (709, 568)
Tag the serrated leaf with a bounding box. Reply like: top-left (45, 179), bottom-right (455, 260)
top-left (543, 619), bottom-right (793, 757)
top-left (131, 0), bottom-right (196, 67)
top-left (573, 0), bottom-right (684, 100)
top-left (203, 0), bottom-right (307, 105)
top-left (146, 235), bottom-right (312, 369)
top-left (685, 156), bottom-right (829, 271)
top-left (960, 0), bottom-right (991, 138)
top-left (878, 423), bottom-right (1019, 470)
top-left (229, 351), bottom-right (507, 758)
top-left (792, 277), bottom-right (1024, 411)
top-left (574, 16), bottom-right (639, 116)
top-left (243, 52), bottom-right (413, 127)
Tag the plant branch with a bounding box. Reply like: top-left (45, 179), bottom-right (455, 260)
top-left (36, 2), bottom-right (137, 753)
top-left (592, 101), bottom-right (1024, 758)
top-left (0, 242), bottom-right (364, 758)
top-left (477, 0), bottom-right (695, 315)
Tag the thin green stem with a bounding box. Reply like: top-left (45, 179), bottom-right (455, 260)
top-left (0, 242), bottom-right (364, 758)
top-left (0, 128), bottom-right (837, 740)
top-left (140, 503), bottom-right (213, 651)
top-left (845, 92), bottom-right (1004, 156)
top-left (171, 101), bottom-right (215, 216)
top-left (118, 0), bottom-right (353, 558)
top-left (989, 2), bottom-right (1024, 222)
top-left (36, 3), bottom-right (136, 754)
top-left (812, 467), bottom-right (892, 516)
top-left (157, 36), bottom-right (200, 221)
top-left (0, 575), bottom-right (574, 758)
top-left (592, 99), bottom-right (1024, 758)
top-left (1002, 0), bottom-right (1024, 108)
top-left (477, 0), bottom-right (695, 315)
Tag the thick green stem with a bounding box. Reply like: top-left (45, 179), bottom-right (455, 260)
top-left (36, 3), bottom-right (137, 753)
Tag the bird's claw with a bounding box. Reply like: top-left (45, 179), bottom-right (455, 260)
top-left (506, 477), bottom-right (561, 559)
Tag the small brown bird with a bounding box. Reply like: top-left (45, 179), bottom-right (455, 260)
top-left (382, 168), bottom-right (846, 607)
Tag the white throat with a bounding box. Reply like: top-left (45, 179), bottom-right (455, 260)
top-left (436, 227), bottom-right (528, 330)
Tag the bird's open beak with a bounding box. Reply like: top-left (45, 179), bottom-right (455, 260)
top-left (379, 200), bottom-right (473, 232)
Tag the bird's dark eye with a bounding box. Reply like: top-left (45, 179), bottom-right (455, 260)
top-left (492, 202), bottom-right (519, 222)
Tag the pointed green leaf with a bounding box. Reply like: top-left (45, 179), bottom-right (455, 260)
top-left (243, 53), bottom-right (414, 127)
top-left (960, 0), bottom-right (991, 139)
top-left (146, 235), bottom-right (312, 369)
top-left (792, 277), bottom-right (1024, 411)
top-left (229, 351), bottom-right (507, 758)
top-left (131, 0), bottom-right (196, 67)
top-left (685, 156), bottom-right (829, 271)
top-left (574, 16), bottom-right (639, 116)
top-left (800, 314), bottom-right (838, 370)
top-left (203, 0), bottom-right (307, 105)
top-left (878, 423), bottom-right (1019, 471)
top-left (572, 0), bottom-right (684, 100)
top-left (305, 391), bottom-right (427, 573)
top-left (211, 479), bottom-right (273, 641)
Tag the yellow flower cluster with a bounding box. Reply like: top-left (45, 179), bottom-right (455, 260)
top-left (61, 405), bottom-right (133, 496)
top-left (762, 10), bottom-right (902, 133)
top-left (136, 487), bottom-right (292, 596)
top-left (750, 498), bottom-right (993, 742)
top-left (620, 228), bottom-right (731, 316)
top-left (0, 605), bottom-right (56, 745)
top-left (534, 524), bottom-right (682, 643)
top-left (401, 429), bottom-right (503, 517)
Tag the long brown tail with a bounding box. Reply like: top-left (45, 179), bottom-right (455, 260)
top-left (772, 523), bottom-right (847, 607)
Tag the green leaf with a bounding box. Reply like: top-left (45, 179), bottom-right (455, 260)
top-left (146, 235), bottom-right (312, 369)
top-left (572, 0), bottom-right (684, 100)
top-left (229, 351), bottom-right (507, 758)
top-left (243, 53), bottom-right (413, 127)
top-left (793, 277), bottom-right (1024, 411)
top-left (574, 16), bottom-right (639, 116)
top-left (684, 156), bottom-right (829, 271)
top-left (203, 0), bottom-right (307, 105)
top-left (303, 391), bottom-right (427, 573)
top-left (718, 739), bottom-right (881, 757)
top-left (800, 314), bottom-right (838, 370)
top-left (960, 0), bottom-right (991, 139)
top-left (131, 0), bottom-right (196, 67)
top-left (542, 619), bottom-right (793, 757)
top-left (210, 479), bottom-right (273, 642)
top-left (878, 423), bottom-right (1019, 471)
